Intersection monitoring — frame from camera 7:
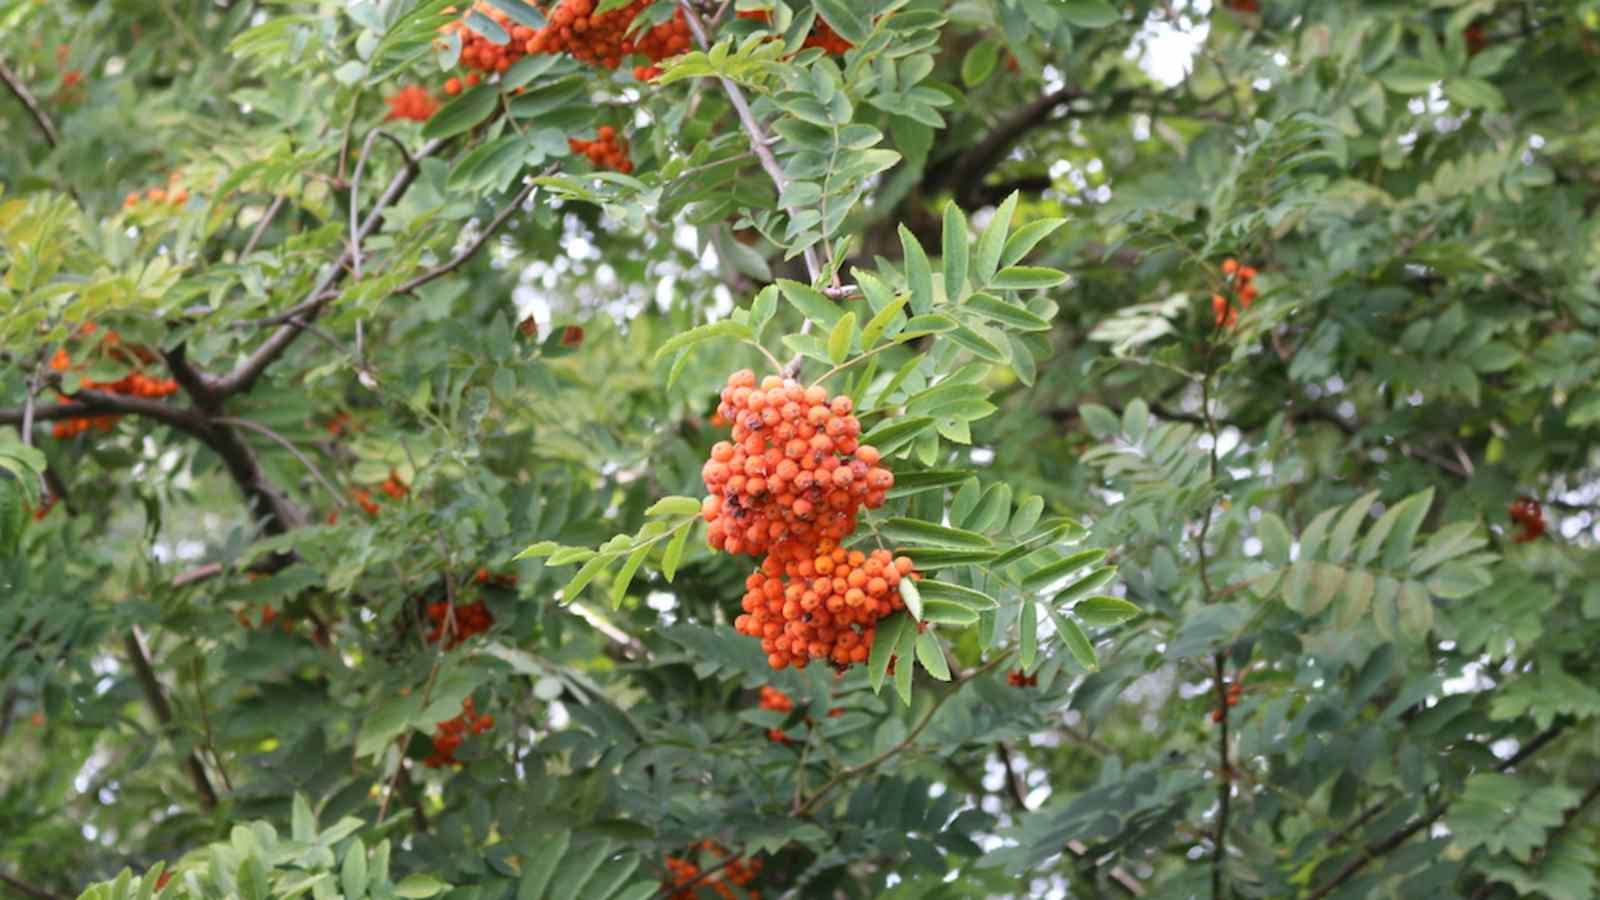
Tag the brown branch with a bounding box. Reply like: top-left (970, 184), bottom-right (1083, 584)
top-left (926, 86), bottom-right (1085, 206)
top-left (0, 58), bottom-right (61, 148)
top-left (0, 870), bottom-right (65, 900)
top-left (241, 194), bottom-right (288, 257)
top-left (1307, 723), bottom-right (1569, 900)
top-left (1212, 653), bottom-right (1231, 900)
top-left (792, 653), bottom-right (1010, 816)
top-left (208, 137), bottom-right (446, 399)
top-left (394, 176), bottom-right (543, 295)
top-left (123, 628), bottom-right (218, 811)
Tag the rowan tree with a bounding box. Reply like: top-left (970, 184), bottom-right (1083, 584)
top-left (3, 1), bottom-right (1600, 899)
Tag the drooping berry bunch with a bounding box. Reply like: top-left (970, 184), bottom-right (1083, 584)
top-left (440, 0), bottom-right (691, 86)
top-left (1211, 257), bottom-right (1259, 329)
top-left (1007, 669), bottom-right (1038, 688)
top-left (425, 599), bottom-right (495, 647)
top-left (423, 697), bottom-right (494, 768)
top-left (1508, 496), bottom-right (1545, 544)
top-left (702, 370), bottom-right (913, 671)
top-left (123, 172), bottom-right (190, 210)
top-left (385, 84), bottom-right (439, 122)
top-left (662, 842), bottom-right (763, 900)
top-left (1210, 678), bottom-right (1245, 722)
top-left (569, 126), bottom-right (633, 173)
top-left (736, 9), bottom-right (853, 54)
top-left (701, 370), bottom-right (893, 557)
top-left (48, 324), bottom-right (179, 439)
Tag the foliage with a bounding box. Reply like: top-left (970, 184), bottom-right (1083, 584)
top-left (3, 0), bottom-right (1600, 898)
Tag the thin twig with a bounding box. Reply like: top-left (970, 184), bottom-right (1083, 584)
top-left (349, 129), bottom-right (412, 279)
top-left (0, 58), bottom-right (61, 147)
top-left (792, 653), bottom-right (1009, 816)
top-left (124, 628), bottom-right (219, 811)
top-left (214, 416), bottom-right (349, 510)
top-left (0, 870), bottom-right (65, 900)
top-left (394, 175), bottom-right (545, 295)
top-left (241, 194), bottom-right (288, 257)
top-left (190, 658), bottom-right (234, 792)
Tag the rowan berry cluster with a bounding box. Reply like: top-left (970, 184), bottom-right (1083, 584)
top-left (1211, 257), bottom-right (1259, 329)
top-left (424, 697), bottom-right (493, 768)
top-left (441, 0), bottom-right (690, 85)
top-left (662, 842), bottom-right (762, 900)
top-left (736, 10), bottom-right (853, 54)
top-left (236, 603), bottom-right (297, 633)
top-left (123, 172), bottom-right (190, 210)
top-left (1508, 496), bottom-right (1545, 544)
top-left (385, 85), bottom-right (438, 122)
top-left (1210, 678), bottom-right (1244, 722)
top-left (1007, 669), bottom-right (1038, 688)
top-left (48, 325), bottom-right (178, 439)
top-left (757, 686), bottom-right (841, 743)
top-left (702, 370), bottom-right (913, 671)
top-left (569, 126), bottom-right (632, 173)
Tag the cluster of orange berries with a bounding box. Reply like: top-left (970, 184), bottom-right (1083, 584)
top-left (123, 172), bottom-right (191, 210)
top-left (334, 470), bottom-right (407, 521)
top-left (662, 842), bottom-right (762, 900)
top-left (736, 10), bottom-right (853, 54)
top-left (1211, 258), bottom-right (1259, 329)
top-left (424, 697), bottom-right (494, 768)
top-left (423, 569), bottom-right (511, 647)
top-left (1209, 678), bottom-right (1245, 722)
top-left (1007, 669), bottom-right (1038, 688)
top-left (702, 370), bottom-right (912, 671)
top-left (48, 325), bottom-right (178, 439)
top-left (757, 686), bottom-right (841, 743)
top-left (385, 85), bottom-right (439, 122)
top-left (1508, 496), bottom-right (1545, 544)
top-left (440, 0), bottom-right (690, 87)
top-left (569, 126), bottom-right (633, 173)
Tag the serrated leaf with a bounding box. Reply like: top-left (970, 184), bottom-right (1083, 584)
top-left (870, 614), bottom-right (909, 693)
top-left (779, 279), bottom-right (844, 329)
top-left (860, 416), bottom-right (935, 454)
top-left (1052, 607), bottom-right (1098, 670)
top-left (341, 839), bottom-right (368, 900)
top-left (918, 598), bottom-right (981, 626)
top-left (1019, 597), bottom-right (1037, 670)
top-left (1379, 489), bottom-right (1435, 570)
top-left (1327, 491), bottom-right (1378, 563)
top-left (560, 554), bottom-right (614, 604)
top-left (900, 577), bottom-right (923, 620)
top-left (942, 204), bottom-right (969, 301)
top-left (880, 518), bottom-right (993, 549)
top-left (609, 545), bottom-right (649, 608)
top-left (423, 85), bottom-right (499, 140)
top-left (860, 294), bottom-right (908, 348)
top-left (827, 312), bottom-right (856, 363)
top-left (1257, 513), bottom-right (1292, 566)
top-left (973, 192), bottom-right (1017, 285)
top-left (661, 524), bottom-right (691, 581)
top-left (991, 266), bottom-right (1067, 290)
top-left (1000, 218), bottom-right (1066, 268)
top-left (651, 320), bottom-right (755, 364)
top-left (1060, 0), bottom-right (1119, 28)
top-left (644, 496), bottom-right (702, 517)
top-left (518, 831), bottom-right (570, 900)
top-left (1056, 565), bottom-right (1118, 603)
top-left (1397, 579), bottom-right (1434, 637)
top-left (1019, 548), bottom-right (1107, 590)
top-left (1010, 496), bottom-right (1044, 537)
top-left (916, 580), bottom-right (999, 609)
top-left (900, 226), bottom-right (934, 314)
top-left (915, 630), bottom-right (950, 681)
top-left (965, 292), bottom-right (1052, 331)
top-left (1071, 596), bottom-right (1141, 627)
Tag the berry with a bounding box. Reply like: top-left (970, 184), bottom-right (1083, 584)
top-left (423, 697), bottom-right (494, 767)
top-left (385, 84), bottom-right (439, 122)
top-left (1509, 496), bottom-right (1545, 543)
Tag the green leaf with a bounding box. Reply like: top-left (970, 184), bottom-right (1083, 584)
top-left (291, 793), bottom-right (316, 842)
top-left (1051, 606), bottom-right (1098, 670)
top-left (1055, 566), bottom-right (1118, 603)
top-left (644, 496), bottom-right (701, 517)
top-left (991, 266), bottom-right (1068, 290)
top-left (942, 204), bottom-right (969, 301)
top-left (961, 39), bottom-right (1002, 87)
top-left (827, 312), bottom-right (856, 363)
top-left (779, 279), bottom-right (844, 330)
top-left (880, 518), bottom-right (993, 549)
top-left (918, 598), bottom-right (981, 626)
top-left (341, 839), bottom-right (369, 900)
top-left (900, 225), bottom-right (934, 314)
top-left (860, 416), bottom-right (935, 454)
top-left (518, 831), bottom-right (570, 900)
top-left (860, 294), bottom-right (908, 348)
top-left (1071, 596), bottom-right (1141, 627)
top-left (1397, 579), bottom-right (1434, 637)
top-left (661, 524), bottom-right (691, 582)
top-left (915, 630), bottom-right (951, 681)
top-left (916, 580), bottom-right (999, 609)
top-left (894, 622), bottom-right (916, 705)
top-left (870, 614), bottom-right (909, 693)
top-left (1019, 597), bottom-right (1037, 670)
top-left (1375, 489), bottom-right (1435, 570)
top-left (423, 85), bottom-right (499, 140)
top-left (814, 0), bottom-right (870, 44)
top-left (973, 192), bottom-right (1018, 285)
top-left (964, 292), bottom-right (1052, 331)
top-left (885, 469), bottom-right (967, 498)
top-left (1079, 403), bottom-right (1121, 437)
top-left (651, 320), bottom-right (755, 364)
top-left (609, 545), bottom-right (649, 608)
top-left (900, 577), bottom-right (923, 620)
top-left (1000, 218), bottom-right (1066, 268)
top-left (559, 553), bottom-right (614, 604)
top-left (1019, 548), bottom-right (1107, 590)
top-left (1327, 491), bottom-right (1378, 563)
top-left (1257, 513), bottom-right (1292, 566)
top-left (1010, 495), bottom-right (1044, 537)
top-left (394, 875), bottom-right (450, 898)
top-left (1444, 77), bottom-right (1503, 110)
top-left (1059, 0), bottom-right (1120, 28)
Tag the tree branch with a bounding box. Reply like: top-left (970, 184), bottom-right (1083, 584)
top-left (1307, 722), bottom-right (1568, 899)
top-left (925, 86), bottom-right (1084, 206)
top-left (0, 57), bottom-right (61, 148)
top-left (208, 137), bottom-right (445, 399)
top-left (0, 870), bottom-right (65, 900)
top-left (123, 628), bottom-right (219, 811)
top-left (394, 175), bottom-right (543, 295)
